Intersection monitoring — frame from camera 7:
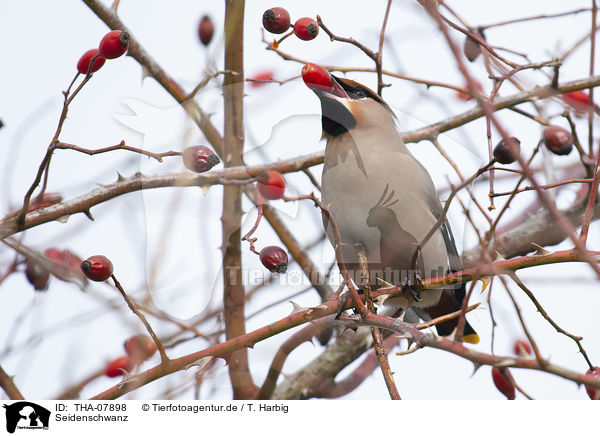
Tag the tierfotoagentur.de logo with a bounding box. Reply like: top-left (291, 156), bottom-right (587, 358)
top-left (2, 402), bottom-right (50, 433)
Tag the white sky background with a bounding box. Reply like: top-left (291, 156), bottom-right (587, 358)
top-left (0, 0), bottom-right (599, 401)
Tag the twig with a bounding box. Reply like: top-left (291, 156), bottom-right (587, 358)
top-left (88, 248), bottom-right (600, 399)
top-left (284, 193), bottom-right (367, 317)
top-left (316, 15), bottom-right (377, 60)
top-left (589, 1), bottom-right (598, 155)
top-left (55, 141), bottom-right (180, 163)
top-left (16, 74), bottom-right (93, 227)
top-left (55, 368), bottom-right (105, 400)
top-left (491, 178), bottom-right (593, 198)
top-left (257, 320), bottom-right (331, 400)
top-left (110, 275), bottom-right (169, 365)
top-left (508, 271), bottom-right (594, 369)
top-left (0, 364), bottom-right (24, 400)
top-left (479, 8), bottom-right (591, 30)
top-left (324, 335), bottom-right (401, 398)
top-left (376, 0), bottom-right (393, 95)
top-left (579, 150), bottom-right (600, 244)
top-left (241, 192), bottom-right (264, 255)
top-left (356, 242), bottom-right (401, 400)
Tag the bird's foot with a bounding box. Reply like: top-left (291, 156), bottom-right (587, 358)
top-left (400, 274), bottom-right (423, 305)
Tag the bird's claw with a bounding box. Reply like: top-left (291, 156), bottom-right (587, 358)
top-left (400, 274), bottom-right (423, 304)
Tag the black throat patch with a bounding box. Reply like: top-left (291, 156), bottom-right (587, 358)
top-left (320, 98), bottom-right (356, 137)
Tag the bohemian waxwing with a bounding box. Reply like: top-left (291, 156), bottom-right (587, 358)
top-left (305, 69), bottom-right (479, 344)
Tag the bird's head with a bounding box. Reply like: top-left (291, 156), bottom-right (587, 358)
top-left (302, 63), bottom-right (397, 138)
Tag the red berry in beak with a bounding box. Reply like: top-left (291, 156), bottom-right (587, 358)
top-left (77, 49), bottom-right (106, 75)
top-left (182, 146), bottom-right (220, 173)
top-left (491, 367), bottom-right (516, 400)
top-left (302, 64), bottom-right (348, 98)
top-left (99, 30), bottom-right (129, 59)
top-left (262, 7), bottom-right (291, 34)
top-left (543, 126), bottom-right (573, 156)
top-left (124, 334), bottom-right (157, 364)
top-left (198, 15), bottom-right (215, 46)
top-left (585, 367), bottom-right (600, 400)
top-left (293, 17), bottom-right (319, 41)
top-left (257, 170), bottom-right (285, 200)
top-left (259, 246), bottom-right (288, 273)
top-left (80, 255), bottom-right (113, 282)
top-left (302, 63), bottom-right (334, 91)
top-left (104, 355), bottom-right (132, 377)
top-left (493, 137), bottom-right (521, 164)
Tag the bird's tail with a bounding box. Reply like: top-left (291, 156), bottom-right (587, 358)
top-left (416, 284), bottom-right (480, 344)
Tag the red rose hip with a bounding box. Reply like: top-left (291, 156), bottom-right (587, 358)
top-left (512, 339), bottom-right (532, 356)
top-left (302, 63), bottom-right (334, 91)
top-left (99, 30), bottom-right (130, 59)
top-left (491, 367), bottom-right (515, 400)
top-left (77, 49), bottom-right (106, 74)
top-left (124, 334), bottom-right (157, 363)
top-left (104, 355), bottom-right (132, 377)
top-left (543, 126), bottom-right (573, 156)
top-left (456, 79), bottom-right (483, 101)
top-left (25, 259), bottom-right (50, 291)
top-left (249, 70), bottom-right (274, 88)
top-left (293, 17), bottom-right (319, 41)
top-left (262, 7), bottom-right (291, 34)
top-left (182, 146), bottom-right (220, 173)
top-left (562, 90), bottom-right (591, 113)
top-left (259, 246), bottom-right (288, 273)
top-left (585, 367), bottom-right (600, 400)
top-left (198, 15), bottom-right (214, 46)
top-left (45, 248), bottom-right (83, 271)
top-left (257, 170), bottom-right (285, 200)
top-left (493, 137), bottom-right (521, 164)
top-left (80, 255), bottom-right (113, 281)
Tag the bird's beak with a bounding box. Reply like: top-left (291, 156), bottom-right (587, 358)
top-left (302, 63), bottom-right (349, 99)
top-left (321, 75), bottom-right (349, 99)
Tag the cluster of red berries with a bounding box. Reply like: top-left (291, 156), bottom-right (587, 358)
top-left (24, 247), bottom-right (83, 291)
top-left (76, 30), bottom-right (130, 75)
top-left (105, 334), bottom-right (157, 377)
top-left (263, 7), bottom-right (319, 45)
top-left (492, 124), bottom-right (574, 166)
top-left (255, 170), bottom-right (288, 273)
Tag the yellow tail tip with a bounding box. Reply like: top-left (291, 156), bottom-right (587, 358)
top-left (464, 333), bottom-right (480, 344)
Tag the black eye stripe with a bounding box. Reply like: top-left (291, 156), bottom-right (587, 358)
top-left (352, 88), bottom-right (367, 98)
top-left (331, 75), bottom-right (388, 105)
